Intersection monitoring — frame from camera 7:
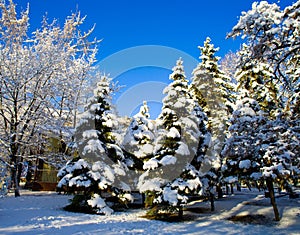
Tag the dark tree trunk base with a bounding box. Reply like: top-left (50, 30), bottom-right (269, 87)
top-left (266, 178), bottom-right (280, 221)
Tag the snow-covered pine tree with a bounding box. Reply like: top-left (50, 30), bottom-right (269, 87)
top-left (190, 37), bottom-right (235, 114)
top-left (222, 94), bottom-right (300, 221)
top-left (189, 37), bottom-right (235, 200)
top-left (58, 75), bottom-right (133, 215)
top-left (257, 115), bottom-right (300, 193)
top-left (122, 101), bottom-right (156, 161)
top-left (221, 94), bottom-right (266, 187)
top-left (138, 58), bottom-right (209, 217)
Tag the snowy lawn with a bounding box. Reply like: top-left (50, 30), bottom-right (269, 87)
top-left (0, 189), bottom-right (299, 235)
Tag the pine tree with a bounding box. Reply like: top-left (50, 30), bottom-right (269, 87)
top-left (221, 94), bottom-right (266, 185)
top-left (138, 58), bottom-right (209, 216)
top-left (190, 37), bottom-right (236, 200)
top-left (58, 75), bottom-right (132, 215)
top-left (222, 92), bottom-right (300, 221)
top-left (122, 101), bottom-right (156, 161)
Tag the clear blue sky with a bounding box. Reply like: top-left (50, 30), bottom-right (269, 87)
top-left (14, 0), bottom-right (295, 117)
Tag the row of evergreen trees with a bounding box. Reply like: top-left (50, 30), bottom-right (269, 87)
top-left (58, 1), bottom-right (300, 221)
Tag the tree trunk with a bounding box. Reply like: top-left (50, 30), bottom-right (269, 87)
top-left (230, 183), bottom-right (234, 194)
top-left (266, 178), bottom-right (280, 221)
top-left (209, 192), bottom-right (215, 212)
top-left (11, 157), bottom-right (21, 197)
top-left (217, 184), bottom-right (223, 198)
top-left (10, 139), bottom-right (21, 197)
top-left (236, 182), bottom-right (241, 192)
top-left (178, 206), bottom-right (183, 218)
top-left (226, 184), bottom-right (229, 195)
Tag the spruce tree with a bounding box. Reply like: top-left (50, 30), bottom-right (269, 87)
top-left (190, 37), bottom-right (235, 199)
top-left (222, 93), bottom-right (300, 221)
top-left (138, 58), bottom-right (209, 216)
top-left (58, 75), bottom-right (132, 215)
top-left (221, 94), bottom-right (266, 185)
top-left (122, 101), bottom-right (156, 161)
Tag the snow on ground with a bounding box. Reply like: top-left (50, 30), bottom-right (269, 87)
top-left (0, 189), bottom-right (299, 235)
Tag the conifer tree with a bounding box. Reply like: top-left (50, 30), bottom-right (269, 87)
top-left (222, 93), bottom-right (300, 221)
top-left (122, 101), bottom-right (156, 161)
top-left (221, 94), bottom-right (266, 185)
top-left (138, 58), bottom-right (209, 216)
top-left (58, 75), bottom-right (132, 215)
top-left (190, 37), bottom-right (235, 199)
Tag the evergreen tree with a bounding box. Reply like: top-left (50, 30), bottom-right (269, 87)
top-left (138, 58), bottom-right (209, 216)
top-left (221, 94), bottom-right (266, 185)
top-left (190, 37), bottom-right (235, 114)
top-left (58, 75), bottom-right (132, 215)
top-left (222, 93), bottom-right (300, 221)
top-left (190, 37), bottom-right (236, 199)
top-left (122, 101), bottom-right (156, 161)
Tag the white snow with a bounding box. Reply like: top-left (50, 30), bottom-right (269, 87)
top-left (87, 193), bottom-right (113, 216)
top-left (138, 176), bottom-right (164, 192)
top-left (162, 186), bottom-right (178, 206)
top-left (159, 155), bottom-right (177, 166)
top-left (82, 139), bottom-right (105, 155)
top-left (224, 176), bottom-right (238, 184)
top-left (143, 158), bottom-right (159, 170)
top-left (0, 189), bottom-right (299, 234)
top-left (167, 127), bottom-right (180, 139)
top-left (82, 130), bottom-right (99, 139)
top-left (239, 160), bottom-right (251, 169)
top-left (176, 141), bottom-right (190, 156)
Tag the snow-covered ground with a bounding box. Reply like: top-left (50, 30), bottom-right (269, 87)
top-left (0, 189), bottom-right (299, 235)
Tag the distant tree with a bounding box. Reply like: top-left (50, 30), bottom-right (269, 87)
top-left (122, 101), bottom-right (156, 161)
top-left (0, 0), bottom-right (97, 196)
top-left (220, 51), bottom-right (239, 83)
